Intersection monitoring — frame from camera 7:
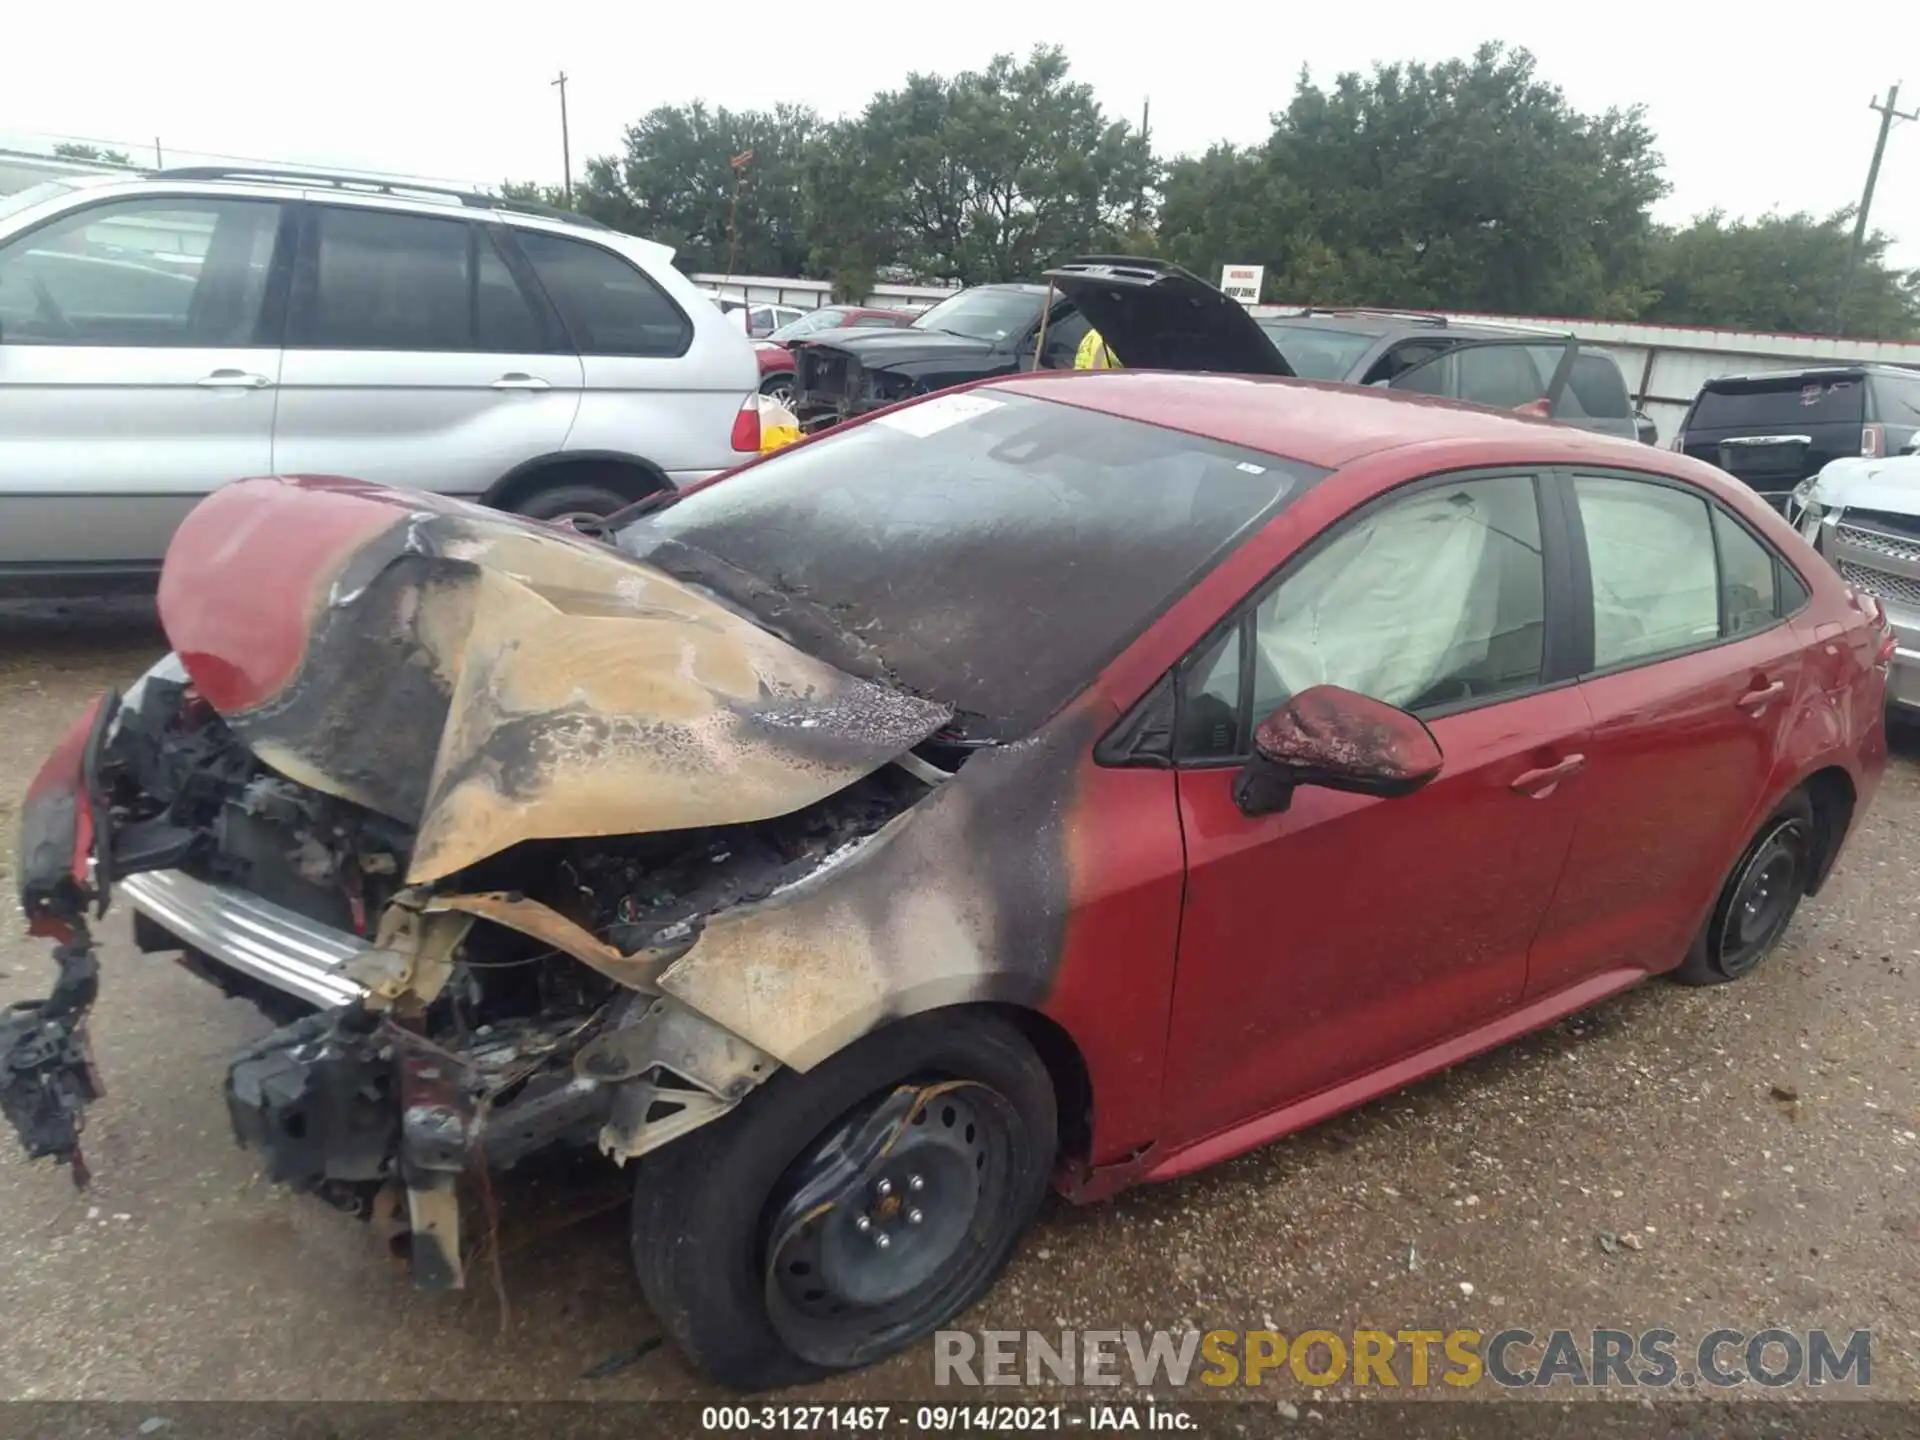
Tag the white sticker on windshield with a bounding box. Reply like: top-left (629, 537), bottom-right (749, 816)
top-left (1236, 461), bottom-right (1267, 474)
top-left (874, 392), bottom-right (1004, 437)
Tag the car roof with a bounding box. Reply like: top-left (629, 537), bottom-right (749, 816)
top-left (1704, 364), bottom-right (1918, 386)
top-left (992, 370), bottom-right (1676, 472)
top-left (1259, 312), bottom-right (1547, 341)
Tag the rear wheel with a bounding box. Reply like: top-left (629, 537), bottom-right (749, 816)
top-left (630, 1010), bottom-right (1056, 1390)
top-left (1672, 790), bottom-right (1815, 986)
top-left (508, 481), bottom-right (636, 526)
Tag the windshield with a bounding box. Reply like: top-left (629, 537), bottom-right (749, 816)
top-left (0, 181), bottom-right (77, 224)
top-left (767, 307), bottom-right (847, 342)
top-left (1255, 320), bottom-right (1381, 381)
top-left (911, 288), bottom-right (1043, 343)
top-left (620, 390), bottom-right (1327, 737)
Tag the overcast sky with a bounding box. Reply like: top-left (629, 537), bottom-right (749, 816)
top-left (7, 1), bottom-right (1916, 269)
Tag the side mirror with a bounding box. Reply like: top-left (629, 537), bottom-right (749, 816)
top-left (1232, 684), bottom-right (1444, 818)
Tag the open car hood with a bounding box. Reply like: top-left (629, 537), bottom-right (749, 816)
top-left (1043, 257), bottom-right (1295, 377)
top-left (156, 477), bottom-right (953, 884)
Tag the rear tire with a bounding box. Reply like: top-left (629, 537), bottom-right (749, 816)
top-left (1671, 789), bottom-right (1815, 986)
top-left (630, 1009), bottom-right (1057, 1391)
top-left (509, 482), bottom-right (637, 524)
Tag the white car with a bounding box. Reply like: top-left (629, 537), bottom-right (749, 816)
top-left (0, 168), bottom-right (762, 594)
top-left (1793, 452), bottom-right (1920, 712)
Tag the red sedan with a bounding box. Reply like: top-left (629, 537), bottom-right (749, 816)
top-left (11, 371), bottom-right (1890, 1389)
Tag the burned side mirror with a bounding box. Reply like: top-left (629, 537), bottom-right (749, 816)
top-left (1231, 684), bottom-right (1444, 818)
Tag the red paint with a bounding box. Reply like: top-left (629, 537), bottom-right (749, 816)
top-left (20, 695), bottom-right (106, 940)
top-left (1143, 967), bottom-right (1650, 1182)
top-left (753, 343), bottom-right (793, 379)
top-left (157, 477), bottom-right (421, 715)
top-left (1022, 375), bottom-right (1883, 1188)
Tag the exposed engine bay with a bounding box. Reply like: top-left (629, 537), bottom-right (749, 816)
top-left (7, 659), bottom-right (960, 1287)
top-left (7, 475), bottom-right (1087, 1296)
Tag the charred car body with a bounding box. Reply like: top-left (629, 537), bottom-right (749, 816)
top-left (9, 372), bottom-right (1888, 1389)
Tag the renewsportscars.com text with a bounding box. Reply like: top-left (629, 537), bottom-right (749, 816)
top-left (934, 1327), bottom-right (1873, 1389)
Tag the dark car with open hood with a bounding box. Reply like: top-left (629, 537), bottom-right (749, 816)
top-left (791, 256), bottom-right (1639, 442)
top-left (7, 370), bottom-right (1888, 1390)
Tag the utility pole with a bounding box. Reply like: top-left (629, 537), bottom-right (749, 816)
top-left (1836, 81), bottom-right (1916, 333)
top-left (154, 137), bottom-right (164, 169)
top-left (724, 149), bottom-right (754, 279)
top-left (1135, 97), bottom-right (1151, 229)
top-left (552, 70), bottom-right (573, 207)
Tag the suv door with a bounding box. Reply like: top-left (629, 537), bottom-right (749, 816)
top-left (1525, 470), bottom-right (1813, 998)
top-left (1162, 470), bottom-right (1593, 1140)
top-left (272, 203), bottom-right (583, 499)
top-left (511, 228), bottom-right (733, 482)
top-left (1388, 337), bottom-right (1581, 417)
top-left (0, 195), bottom-right (287, 578)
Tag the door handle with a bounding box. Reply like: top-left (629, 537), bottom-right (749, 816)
top-left (196, 369), bottom-right (271, 389)
top-left (1510, 753), bottom-right (1586, 797)
top-left (491, 373), bottom-right (550, 391)
top-left (1736, 680), bottom-right (1786, 711)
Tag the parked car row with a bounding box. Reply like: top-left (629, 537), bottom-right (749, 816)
top-left (785, 258), bottom-right (1646, 445)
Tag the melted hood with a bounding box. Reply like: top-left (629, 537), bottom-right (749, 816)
top-left (157, 477), bottom-right (953, 883)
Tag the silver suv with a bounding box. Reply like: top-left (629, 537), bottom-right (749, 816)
top-left (0, 167), bottom-right (762, 594)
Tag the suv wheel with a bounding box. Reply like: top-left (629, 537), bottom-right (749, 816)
top-left (510, 482), bottom-right (637, 526)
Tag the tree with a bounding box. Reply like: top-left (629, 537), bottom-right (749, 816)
top-left (1643, 210), bottom-right (1920, 340)
top-left (498, 179), bottom-right (572, 210)
top-left (843, 47), bottom-right (1155, 285)
top-left (576, 102), bottom-right (819, 275)
top-left (51, 142), bottom-right (132, 166)
top-left (1161, 44), bottom-right (1666, 315)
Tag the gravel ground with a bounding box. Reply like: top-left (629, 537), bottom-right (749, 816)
top-left (2, 598), bottom-right (1917, 1426)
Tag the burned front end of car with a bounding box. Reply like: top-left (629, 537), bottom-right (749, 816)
top-left (6, 475), bottom-right (975, 1285)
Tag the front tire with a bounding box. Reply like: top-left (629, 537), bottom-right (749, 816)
top-left (760, 373), bottom-right (796, 407)
top-left (631, 1010), bottom-right (1057, 1390)
top-left (1672, 789), bottom-right (1815, 986)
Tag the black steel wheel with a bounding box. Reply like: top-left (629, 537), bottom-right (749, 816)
top-left (764, 1080), bottom-right (1022, 1366)
top-left (630, 1009), bottom-right (1056, 1390)
top-left (1673, 790), bottom-right (1814, 986)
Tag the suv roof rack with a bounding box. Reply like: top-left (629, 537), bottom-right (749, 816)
top-left (148, 166), bottom-right (613, 230)
top-left (1298, 306), bottom-right (1450, 327)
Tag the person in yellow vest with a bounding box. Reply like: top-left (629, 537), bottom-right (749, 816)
top-left (1074, 327), bottom-right (1121, 370)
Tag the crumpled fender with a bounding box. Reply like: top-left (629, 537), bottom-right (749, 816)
top-left (158, 477), bottom-right (954, 883)
top-left (655, 715), bottom-right (1090, 1071)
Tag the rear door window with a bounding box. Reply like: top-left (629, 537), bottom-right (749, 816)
top-left (515, 230), bottom-right (692, 357)
top-left (1575, 476), bottom-right (1719, 667)
top-left (298, 206), bottom-right (473, 350)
